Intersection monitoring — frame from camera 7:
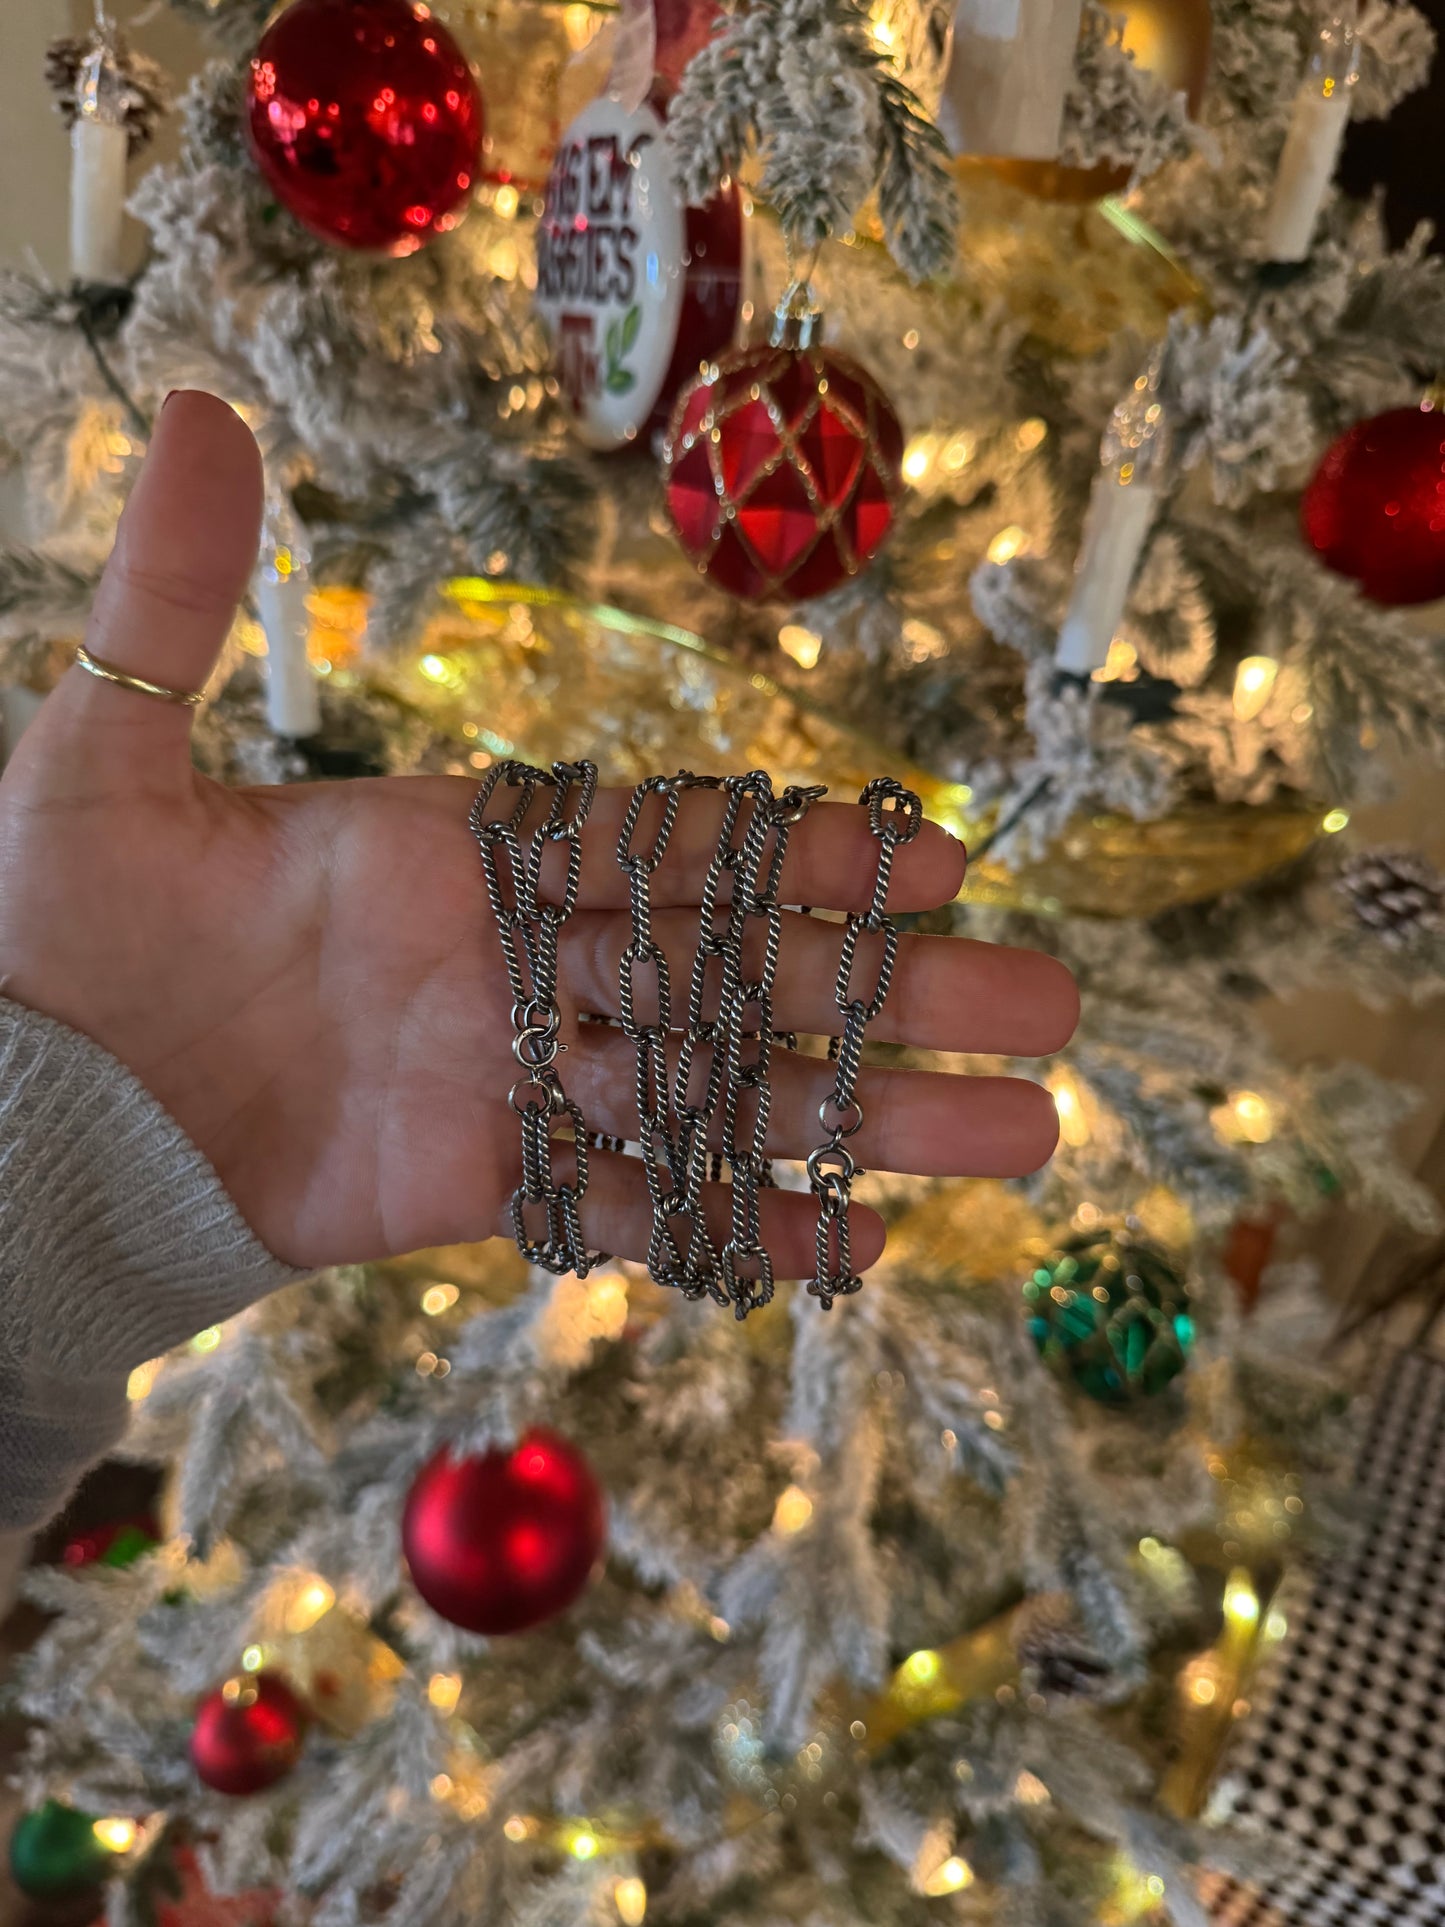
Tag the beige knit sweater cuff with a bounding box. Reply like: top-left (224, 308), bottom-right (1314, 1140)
top-left (0, 997), bottom-right (305, 1532)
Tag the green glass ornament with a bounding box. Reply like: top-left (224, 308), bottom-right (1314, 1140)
top-left (8, 1800), bottom-right (112, 1901)
top-left (1023, 1227), bottom-right (1195, 1404)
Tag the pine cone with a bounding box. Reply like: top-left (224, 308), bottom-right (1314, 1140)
top-left (1337, 846), bottom-right (1445, 949)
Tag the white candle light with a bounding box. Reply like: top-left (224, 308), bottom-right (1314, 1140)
top-left (69, 31), bottom-right (131, 286)
top-left (1055, 363), bottom-right (1171, 676)
top-left (257, 503), bottom-right (321, 739)
top-left (937, 0), bottom-right (1084, 161)
top-left (1262, 10), bottom-right (1359, 264)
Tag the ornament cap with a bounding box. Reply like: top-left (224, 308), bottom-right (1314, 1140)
top-left (769, 282), bottom-right (824, 352)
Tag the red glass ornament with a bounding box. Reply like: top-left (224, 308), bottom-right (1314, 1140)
top-left (402, 1429), bottom-right (606, 1635)
top-left (662, 336), bottom-right (905, 602)
top-left (1301, 403), bottom-right (1445, 607)
top-left (190, 1672), bottom-right (308, 1796)
top-left (246, 0), bottom-right (484, 254)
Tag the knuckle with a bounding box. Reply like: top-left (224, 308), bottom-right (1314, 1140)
top-left (107, 551), bottom-right (240, 623)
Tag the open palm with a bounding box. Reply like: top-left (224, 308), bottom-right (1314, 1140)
top-left (0, 395), bottom-right (1077, 1276)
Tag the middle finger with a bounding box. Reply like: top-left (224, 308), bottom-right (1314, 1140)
top-left (559, 907), bottom-right (1080, 1058)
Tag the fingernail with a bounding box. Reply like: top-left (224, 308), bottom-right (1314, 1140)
top-left (161, 390), bottom-right (179, 411)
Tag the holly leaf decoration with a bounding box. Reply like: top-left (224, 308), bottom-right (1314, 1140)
top-left (606, 367), bottom-right (637, 395)
top-left (620, 303), bottom-right (642, 354)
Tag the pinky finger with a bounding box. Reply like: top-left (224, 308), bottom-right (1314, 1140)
top-left (496, 1146), bottom-right (886, 1291)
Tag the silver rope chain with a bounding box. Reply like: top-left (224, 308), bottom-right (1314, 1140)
top-left (470, 758), bottom-right (600, 1278)
top-left (805, 778), bottom-right (922, 1308)
top-left (473, 763), bottom-right (919, 1316)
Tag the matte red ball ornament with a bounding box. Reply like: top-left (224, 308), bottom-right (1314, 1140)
top-left (1301, 403), bottom-right (1445, 607)
top-left (661, 304), bottom-right (905, 602)
top-left (190, 1672), bottom-right (308, 1796)
top-left (246, 0), bottom-right (484, 254)
top-left (402, 1430), bottom-right (606, 1635)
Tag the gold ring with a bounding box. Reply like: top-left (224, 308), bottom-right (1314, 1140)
top-left (74, 643), bottom-right (205, 709)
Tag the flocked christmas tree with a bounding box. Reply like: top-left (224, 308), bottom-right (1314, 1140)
top-left (4, 0), bottom-right (1445, 1921)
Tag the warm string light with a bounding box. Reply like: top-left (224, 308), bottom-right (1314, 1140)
top-left (920, 1854), bottom-right (974, 1896)
top-left (778, 623), bottom-right (822, 669)
top-left (1231, 655), bottom-right (1278, 720)
top-left (428, 1672), bottom-right (462, 1712)
top-left (126, 1357), bottom-right (163, 1402)
top-left (985, 523), bottom-right (1027, 564)
top-left (772, 1485), bottom-right (814, 1534)
top-left (283, 1577), bottom-right (335, 1634)
top-left (614, 1876), bottom-right (648, 1926)
top-left (1212, 1089), bottom-right (1276, 1145)
top-left (1092, 637), bottom-right (1138, 683)
top-left (91, 1816), bottom-right (138, 1854)
top-left (1047, 1070), bottom-right (1091, 1147)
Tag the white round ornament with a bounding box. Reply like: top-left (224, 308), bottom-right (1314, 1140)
top-left (535, 92), bottom-right (740, 450)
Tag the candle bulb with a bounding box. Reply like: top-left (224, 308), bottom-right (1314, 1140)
top-left (69, 30), bottom-right (131, 286)
top-left (1261, 9), bottom-right (1359, 264)
top-left (257, 501), bottom-right (321, 740)
top-left (1055, 363), bottom-right (1172, 676)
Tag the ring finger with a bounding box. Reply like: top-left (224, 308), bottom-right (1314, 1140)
top-left (567, 1023), bottom-right (1059, 1178)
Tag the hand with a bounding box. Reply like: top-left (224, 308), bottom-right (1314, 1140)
top-left (0, 395), bottom-right (1078, 1275)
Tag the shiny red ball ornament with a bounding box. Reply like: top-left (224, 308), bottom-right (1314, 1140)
top-left (190, 1672), bottom-right (308, 1796)
top-left (662, 319), bottom-right (905, 602)
top-left (402, 1429), bottom-right (606, 1635)
top-left (246, 0), bottom-right (484, 254)
top-left (1301, 403), bottom-right (1445, 606)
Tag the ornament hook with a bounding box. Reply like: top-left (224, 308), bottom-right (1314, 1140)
top-left (770, 280), bottom-right (823, 352)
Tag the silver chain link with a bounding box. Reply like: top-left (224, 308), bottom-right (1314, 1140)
top-left (804, 777), bottom-right (922, 1309)
top-left (471, 758), bottom-right (600, 1278)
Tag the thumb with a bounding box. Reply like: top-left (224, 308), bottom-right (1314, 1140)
top-left (35, 391), bottom-right (263, 787)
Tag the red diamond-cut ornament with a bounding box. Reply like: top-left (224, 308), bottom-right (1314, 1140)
top-left (676, 382), bottom-right (715, 444)
top-left (667, 442), bottom-right (720, 552)
top-left (766, 352), bottom-right (821, 430)
top-left (819, 366), bottom-right (870, 431)
top-left (720, 397), bottom-right (781, 498)
top-left (798, 405), bottom-right (863, 508)
top-left (851, 461), bottom-right (895, 559)
top-left (662, 338), bottom-right (902, 603)
top-left (706, 524), bottom-right (770, 600)
top-left (737, 463), bottom-right (821, 576)
top-left (785, 529), bottom-right (853, 602)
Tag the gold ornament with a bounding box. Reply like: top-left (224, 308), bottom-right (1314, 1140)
top-left (960, 801), bottom-right (1329, 919)
top-left (858, 1609), bottom-right (1021, 1751)
top-left (975, 0), bottom-right (1212, 203)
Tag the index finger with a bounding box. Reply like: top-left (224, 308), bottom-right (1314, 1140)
top-left (529, 782), bottom-right (968, 915)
